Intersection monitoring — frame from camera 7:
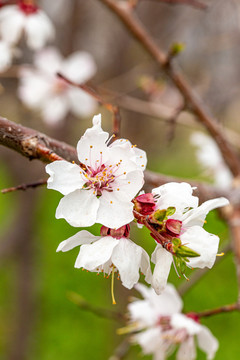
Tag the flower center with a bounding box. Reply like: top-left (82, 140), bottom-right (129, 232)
top-left (53, 79), bottom-right (69, 94)
top-left (81, 147), bottom-right (125, 196)
top-left (19, 0), bottom-right (38, 15)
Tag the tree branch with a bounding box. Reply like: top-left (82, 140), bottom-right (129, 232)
top-left (196, 302), bottom-right (240, 318)
top-left (97, 0), bottom-right (240, 177)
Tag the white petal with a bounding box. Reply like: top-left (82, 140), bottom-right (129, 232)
top-left (18, 69), bottom-right (53, 107)
top-left (128, 299), bottom-right (155, 327)
top-left (197, 325), bottom-right (219, 360)
top-left (0, 41), bottom-right (13, 72)
top-left (171, 313), bottom-right (202, 335)
top-left (34, 47), bottom-right (63, 73)
top-left (134, 327), bottom-right (163, 354)
top-left (152, 182), bottom-right (199, 218)
top-left (107, 142), bottom-right (139, 175)
top-left (111, 170), bottom-right (144, 201)
top-left (111, 238), bottom-right (143, 289)
top-left (74, 236), bottom-right (118, 269)
top-left (61, 51), bottom-right (96, 83)
top-left (97, 191), bottom-right (134, 228)
top-left (110, 138), bottom-right (147, 170)
top-left (57, 230), bottom-right (100, 252)
top-left (0, 6), bottom-right (25, 44)
top-left (67, 88), bottom-right (97, 117)
top-left (24, 11), bottom-right (55, 50)
top-left (151, 284), bottom-right (183, 315)
top-left (140, 249), bottom-right (152, 284)
top-left (182, 197), bottom-right (229, 227)
top-left (151, 246), bottom-right (173, 295)
top-left (46, 160), bottom-right (85, 195)
top-left (76, 114), bottom-right (109, 166)
top-left (56, 189), bottom-right (99, 227)
top-left (181, 226), bottom-right (219, 269)
top-left (177, 336), bottom-right (196, 360)
top-left (41, 95), bottom-right (69, 124)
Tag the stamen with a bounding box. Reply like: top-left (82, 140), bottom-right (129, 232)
top-left (111, 265), bottom-right (116, 305)
top-left (172, 258), bottom-right (181, 278)
top-left (216, 252), bottom-right (224, 256)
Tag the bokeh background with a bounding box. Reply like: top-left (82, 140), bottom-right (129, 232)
top-left (1, 0), bottom-right (240, 359)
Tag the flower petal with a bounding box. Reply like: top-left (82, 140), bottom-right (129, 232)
top-left (111, 238), bottom-right (143, 289)
top-left (74, 236), bottom-right (118, 269)
top-left (0, 6), bottom-right (24, 44)
top-left (67, 88), bottom-right (97, 117)
top-left (181, 226), bottom-right (219, 269)
top-left (41, 95), bottom-right (69, 124)
top-left (61, 51), bottom-right (96, 83)
top-left (182, 197), bottom-right (229, 227)
top-left (151, 246), bottom-right (173, 295)
top-left (97, 191), bottom-right (134, 228)
top-left (24, 11), bottom-right (55, 50)
top-left (76, 114), bottom-right (109, 166)
top-left (111, 170), bottom-right (144, 201)
top-left (56, 189), bottom-right (99, 227)
top-left (177, 336), bottom-right (196, 360)
top-left (171, 313), bottom-right (202, 335)
top-left (152, 182), bottom-right (199, 218)
top-left (57, 230), bottom-right (101, 252)
top-left (197, 325), bottom-right (219, 360)
top-left (133, 327), bottom-right (163, 355)
top-left (34, 47), bottom-right (62, 73)
top-left (46, 160), bottom-right (85, 195)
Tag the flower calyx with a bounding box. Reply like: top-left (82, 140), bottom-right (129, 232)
top-left (19, 0), bottom-right (38, 15)
top-left (100, 224), bottom-right (130, 239)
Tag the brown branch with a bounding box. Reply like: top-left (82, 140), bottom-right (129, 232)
top-left (196, 302), bottom-right (240, 318)
top-left (0, 117), bottom-right (78, 163)
top-left (67, 291), bottom-right (125, 323)
top-left (1, 179), bottom-right (47, 194)
top-left (57, 73), bottom-right (121, 139)
top-left (97, 0), bottom-right (240, 177)
top-left (148, 0), bottom-right (208, 10)
top-left (109, 339), bottom-right (130, 360)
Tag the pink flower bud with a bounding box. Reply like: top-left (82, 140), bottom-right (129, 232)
top-left (165, 219), bottom-right (182, 237)
top-left (133, 193), bottom-right (156, 215)
top-left (100, 224), bottom-right (130, 239)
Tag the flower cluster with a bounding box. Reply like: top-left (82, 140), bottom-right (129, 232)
top-left (18, 47), bottom-right (97, 124)
top-left (46, 114), bottom-right (229, 304)
top-left (123, 283), bottom-right (218, 360)
top-left (0, 0), bottom-right (55, 72)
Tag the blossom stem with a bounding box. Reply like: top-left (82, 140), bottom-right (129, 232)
top-left (195, 302), bottom-right (240, 318)
top-left (111, 265), bottom-right (117, 305)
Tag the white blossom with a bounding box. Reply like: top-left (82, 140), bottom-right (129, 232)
top-left (127, 283), bottom-right (218, 360)
top-left (150, 182), bottom-right (229, 294)
top-left (57, 230), bottom-right (152, 290)
top-left (191, 132), bottom-right (232, 189)
top-left (0, 2), bottom-right (55, 50)
top-left (18, 47), bottom-right (97, 125)
top-left (0, 40), bottom-right (17, 72)
top-left (46, 114), bottom-right (146, 228)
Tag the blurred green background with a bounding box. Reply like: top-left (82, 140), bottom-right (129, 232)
top-left (1, 0), bottom-right (240, 359)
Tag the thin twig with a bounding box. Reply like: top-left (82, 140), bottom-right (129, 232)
top-left (1, 179), bottom-right (47, 194)
top-left (67, 291), bottom-right (125, 323)
top-left (109, 339), bottom-right (130, 360)
top-left (196, 302), bottom-right (240, 318)
top-left (97, 0), bottom-right (240, 177)
top-left (147, 0), bottom-right (208, 10)
top-left (57, 73), bottom-right (121, 138)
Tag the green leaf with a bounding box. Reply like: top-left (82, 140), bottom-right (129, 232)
top-left (166, 207), bottom-right (176, 216)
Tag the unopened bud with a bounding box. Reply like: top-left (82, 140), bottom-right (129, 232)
top-left (175, 245), bottom-right (200, 258)
top-left (133, 193), bottom-right (156, 216)
top-left (165, 219), bottom-right (182, 237)
top-left (100, 224), bottom-right (130, 239)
